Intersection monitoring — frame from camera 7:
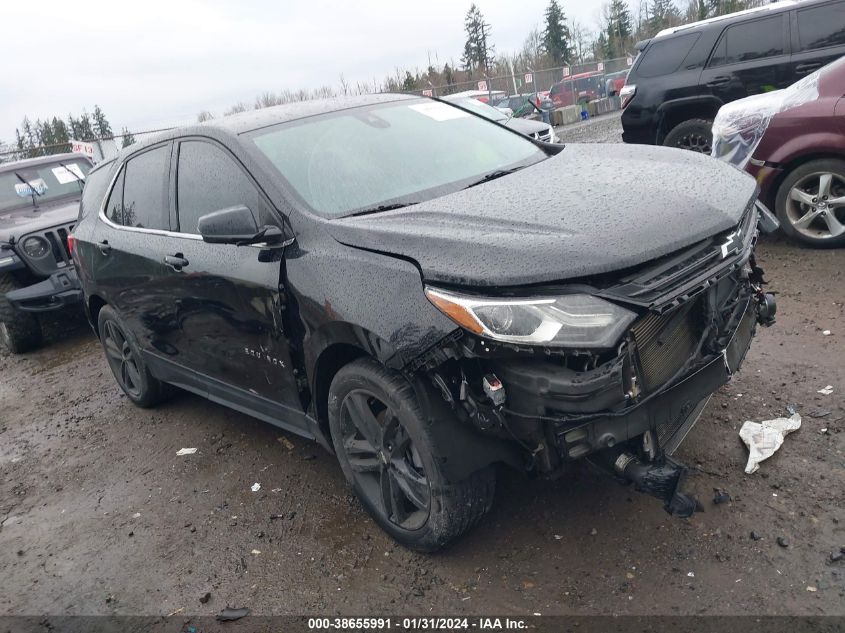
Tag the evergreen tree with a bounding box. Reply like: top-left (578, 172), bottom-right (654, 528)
top-left (121, 128), bottom-right (136, 148)
top-left (542, 0), bottom-right (572, 64)
top-left (461, 4), bottom-right (495, 75)
top-left (649, 0), bottom-right (681, 34)
top-left (92, 105), bottom-right (112, 139)
top-left (605, 0), bottom-right (634, 57)
top-left (77, 111), bottom-right (95, 140)
top-left (402, 71), bottom-right (416, 91)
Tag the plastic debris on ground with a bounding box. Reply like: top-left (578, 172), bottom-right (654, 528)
top-left (250, 483), bottom-right (261, 492)
top-left (818, 385), bottom-right (834, 395)
top-left (216, 607), bottom-right (249, 622)
top-left (176, 448), bottom-right (198, 456)
top-left (739, 411), bottom-right (801, 474)
top-left (278, 437), bottom-right (295, 451)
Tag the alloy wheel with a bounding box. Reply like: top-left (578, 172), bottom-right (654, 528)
top-left (785, 171), bottom-right (845, 240)
top-left (102, 319), bottom-right (143, 398)
top-left (676, 132), bottom-right (711, 154)
top-left (339, 389), bottom-right (431, 530)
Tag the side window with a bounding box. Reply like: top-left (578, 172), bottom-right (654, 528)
top-left (636, 33), bottom-right (701, 77)
top-left (104, 167), bottom-right (125, 225)
top-left (80, 164), bottom-right (112, 220)
top-left (797, 2), bottom-right (845, 52)
top-left (176, 141), bottom-right (267, 234)
top-left (122, 145), bottom-right (171, 230)
top-left (709, 16), bottom-right (785, 67)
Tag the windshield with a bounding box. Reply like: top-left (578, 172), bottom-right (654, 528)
top-left (248, 99), bottom-right (546, 218)
top-left (446, 97), bottom-right (508, 122)
top-left (0, 158), bottom-right (91, 213)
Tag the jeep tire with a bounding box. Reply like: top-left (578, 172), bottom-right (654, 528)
top-left (663, 118), bottom-right (714, 154)
top-left (0, 273), bottom-right (43, 354)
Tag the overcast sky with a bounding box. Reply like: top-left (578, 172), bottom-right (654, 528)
top-left (0, 0), bottom-right (609, 143)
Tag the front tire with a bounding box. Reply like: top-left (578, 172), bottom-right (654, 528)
top-left (328, 358), bottom-right (495, 552)
top-left (663, 118), bottom-right (713, 154)
top-left (775, 159), bottom-right (845, 248)
top-left (0, 274), bottom-right (42, 354)
top-left (97, 305), bottom-right (171, 408)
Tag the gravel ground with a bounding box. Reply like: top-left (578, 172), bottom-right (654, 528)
top-left (1, 114), bottom-right (843, 618)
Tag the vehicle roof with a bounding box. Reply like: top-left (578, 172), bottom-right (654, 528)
top-left (0, 152), bottom-right (91, 172)
top-left (201, 92), bottom-right (417, 135)
top-left (654, 0), bottom-right (798, 38)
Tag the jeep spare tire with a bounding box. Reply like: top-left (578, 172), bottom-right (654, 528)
top-left (0, 273), bottom-right (42, 354)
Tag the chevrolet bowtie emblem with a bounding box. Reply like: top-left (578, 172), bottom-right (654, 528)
top-left (720, 230), bottom-right (742, 259)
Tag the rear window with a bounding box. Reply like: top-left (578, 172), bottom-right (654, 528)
top-left (709, 15), bottom-right (785, 67)
top-left (797, 2), bottom-right (845, 52)
top-left (635, 33), bottom-right (701, 78)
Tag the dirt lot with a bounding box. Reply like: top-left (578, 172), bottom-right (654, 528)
top-left (1, 114), bottom-right (843, 618)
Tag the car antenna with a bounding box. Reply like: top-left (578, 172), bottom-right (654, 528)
top-left (13, 172), bottom-right (41, 210)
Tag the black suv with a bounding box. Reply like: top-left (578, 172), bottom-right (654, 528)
top-left (621, 0), bottom-right (845, 152)
top-left (0, 153), bottom-right (92, 353)
top-left (73, 94), bottom-right (776, 550)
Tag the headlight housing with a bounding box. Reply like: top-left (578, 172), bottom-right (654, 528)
top-left (22, 236), bottom-right (50, 259)
top-left (425, 288), bottom-right (637, 348)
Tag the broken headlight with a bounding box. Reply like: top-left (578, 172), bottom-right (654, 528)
top-left (425, 288), bottom-right (636, 348)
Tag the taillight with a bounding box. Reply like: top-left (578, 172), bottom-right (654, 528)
top-left (67, 234), bottom-right (75, 257)
top-left (620, 84), bottom-right (636, 109)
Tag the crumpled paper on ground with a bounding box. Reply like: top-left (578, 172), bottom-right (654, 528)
top-left (739, 413), bottom-right (801, 474)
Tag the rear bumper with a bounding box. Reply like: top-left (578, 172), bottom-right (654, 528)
top-left (5, 268), bottom-right (82, 313)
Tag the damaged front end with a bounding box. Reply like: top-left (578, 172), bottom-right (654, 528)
top-left (415, 203), bottom-right (776, 518)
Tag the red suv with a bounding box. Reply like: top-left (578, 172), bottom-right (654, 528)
top-left (712, 56), bottom-right (845, 247)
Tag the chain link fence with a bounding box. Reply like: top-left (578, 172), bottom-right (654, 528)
top-left (411, 56), bottom-right (634, 104)
top-left (0, 128), bottom-right (174, 165)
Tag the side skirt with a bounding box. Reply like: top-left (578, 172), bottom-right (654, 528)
top-left (143, 352), bottom-right (319, 441)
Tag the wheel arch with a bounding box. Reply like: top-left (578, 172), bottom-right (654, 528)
top-left (87, 294), bottom-right (108, 337)
top-left (656, 97), bottom-right (722, 143)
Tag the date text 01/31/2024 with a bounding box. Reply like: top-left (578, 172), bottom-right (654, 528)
top-left (307, 617), bottom-right (529, 630)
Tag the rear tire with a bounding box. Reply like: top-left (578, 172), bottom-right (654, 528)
top-left (328, 357), bottom-right (495, 552)
top-left (663, 118), bottom-right (713, 154)
top-left (97, 305), bottom-right (172, 408)
top-left (0, 274), bottom-right (42, 354)
top-left (775, 158), bottom-right (845, 248)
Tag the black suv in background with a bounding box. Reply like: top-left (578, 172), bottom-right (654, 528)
top-left (622, 0), bottom-right (845, 152)
top-left (73, 94), bottom-right (776, 550)
top-left (0, 154), bottom-right (92, 352)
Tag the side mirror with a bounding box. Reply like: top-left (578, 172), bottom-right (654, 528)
top-left (198, 205), bottom-right (259, 244)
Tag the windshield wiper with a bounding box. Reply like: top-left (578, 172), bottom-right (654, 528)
top-left (463, 166), bottom-right (527, 190)
top-left (58, 162), bottom-right (85, 192)
top-left (13, 172), bottom-right (41, 210)
top-left (345, 202), bottom-right (418, 218)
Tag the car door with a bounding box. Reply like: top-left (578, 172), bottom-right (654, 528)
top-left (93, 143), bottom-right (175, 353)
top-left (701, 13), bottom-right (792, 104)
top-left (155, 137), bottom-right (302, 412)
top-left (789, 0), bottom-right (845, 80)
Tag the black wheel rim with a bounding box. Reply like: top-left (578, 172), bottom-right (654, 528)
top-left (676, 132), bottom-right (711, 154)
top-left (339, 389), bottom-right (431, 530)
top-left (102, 319), bottom-right (143, 398)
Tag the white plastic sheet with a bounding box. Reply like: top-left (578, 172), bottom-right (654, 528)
top-left (712, 70), bottom-right (821, 169)
top-left (738, 412), bottom-right (801, 474)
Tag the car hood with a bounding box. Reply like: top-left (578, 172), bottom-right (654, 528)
top-left (0, 198), bottom-right (80, 244)
top-left (327, 144), bottom-right (758, 288)
top-left (506, 117), bottom-right (549, 135)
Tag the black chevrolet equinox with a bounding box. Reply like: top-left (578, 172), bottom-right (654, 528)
top-left (73, 94), bottom-right (777, 551)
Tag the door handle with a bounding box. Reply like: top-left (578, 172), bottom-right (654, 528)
top-left (98, 240), bottom-right (111, 255)
top-left (706, 76), bottom-right (731, 87)
top-left (164, 254), bottom-right (189, 271)
top-left (796, 63), bottom-right (821, 74)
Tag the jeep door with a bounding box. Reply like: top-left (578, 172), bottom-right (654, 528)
top-left (92, 143), bottom-right (175, 351)
top-left (700, 13), bottom-right (793, 104)
top-left (156, 138), bottom-right (302, 414)
top-left (789, 0), bottom-right (845, 80)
